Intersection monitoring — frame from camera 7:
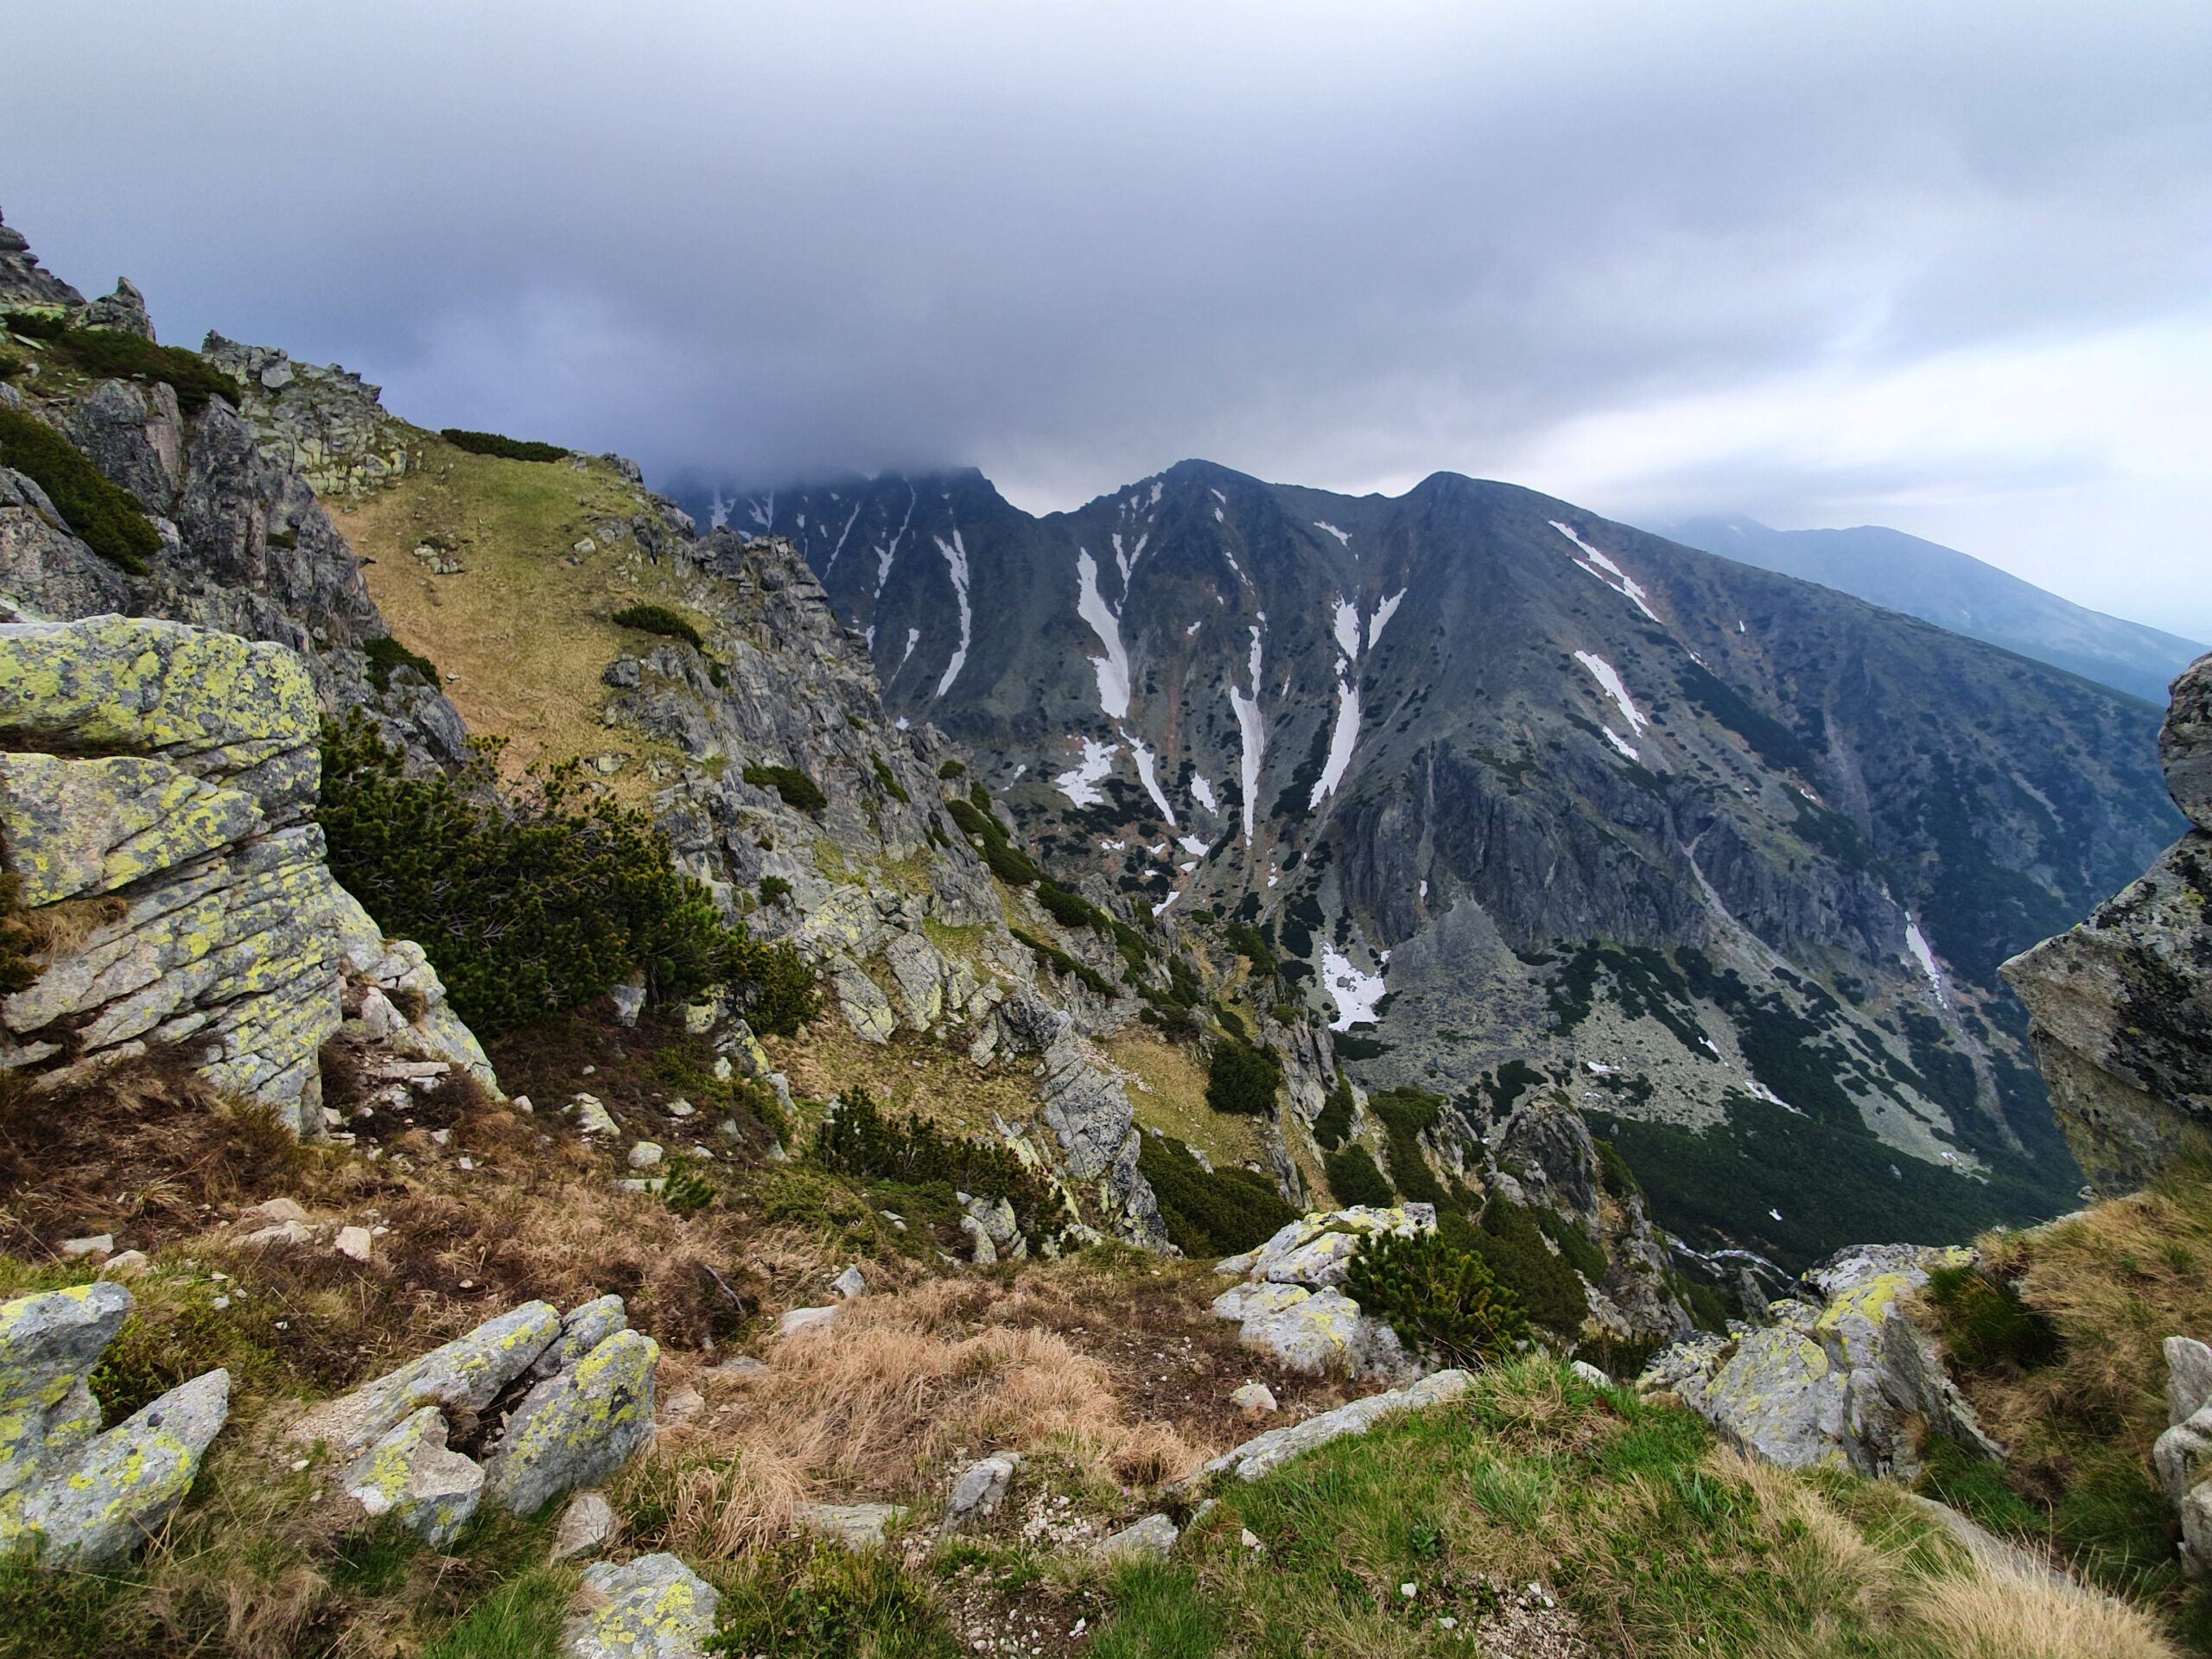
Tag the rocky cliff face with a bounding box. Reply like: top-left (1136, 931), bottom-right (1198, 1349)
top-left (2003, 652), bottom-right (2212, 1192)
top-left (715, 461), bottom-right (2182, 1266)
top-left (0, 613), bottom-right (492, 1130)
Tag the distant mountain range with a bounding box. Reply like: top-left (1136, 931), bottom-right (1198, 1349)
top-left (696, 461), bottom-right (2187, 1265)
top-left (1661, 516), bottom-right (2204, 706)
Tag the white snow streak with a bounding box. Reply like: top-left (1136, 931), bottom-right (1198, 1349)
top-left (1177, 834), bottom-right (1211, 857)
top-left (1153, 889), bottom-right (1181, 918)
top-left (1313, 521), bottom-right (1351, 547)
top-left (1126, 733), bottom-right (1177, 827)
top-left (1573, 651), bottom-right (1649, 734)
top-left (1190, 772), bottom-right (1220, 816)
top-left (1310, 671), bottom-right (1361, 809)
top-left (897, 626), bottom-right (920, 672)
top-left (1074, 549), bottom-right (1133, 720)
top-left (1332, 597), bottom-right (1362, 658)
top-left (1185, 620), bottom-right (1202, 637)
top-left (1905, 920), bottom-right (1949, 1006)
top-left (1550, 520), bottom-right (1659, 623)
top-left (1602, 727), bottom-right (1642, 763)
top-left (874, 485), bottom-right (916, 599)
top-left (821, 500), bottom-right (862, 576)
top-left (931, 529), bottom-right (972, 698)
top-left (1054, 737), bottom-right (1118, 809)
top-left (1321, 945), bottom-right (1387, 1031)
top-left (1227, 626), bottom-right (1266, 841)
top-left (1367, 589), bottom-right (1406, 650)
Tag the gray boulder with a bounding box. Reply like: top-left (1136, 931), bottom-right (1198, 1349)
top-left (482, 1329), bottom-right (659, 1516)
top-left (0, 1281), bottom-right (130, 1497)
top-left (1092, 1511), bottom-right (1179, 1560)
top-left (563, 1553), bottom-right (721, 1659)
top-left (3, 1368), bottom-right (229, 1567)
top-left (1196, 1369), bottom-right (1473, 1484)
top-left (291, 1300), bottom-right (563, 1457)
top-left (340, 1406), bottom-right (483, 1548)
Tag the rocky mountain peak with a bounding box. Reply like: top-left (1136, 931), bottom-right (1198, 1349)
top-left (0, 206), bottom-right (85, 309)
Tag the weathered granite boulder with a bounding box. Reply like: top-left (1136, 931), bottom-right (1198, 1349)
top-left (80, 278), bottom-right (155, 341)
top-left (2004, 652), bottom-right (2212, 1192)
top-left (292, 1300), bottom-right (563, 1459)
top-left (482, 1329), bottom-right (659, 1516)
top-left (1210, 1205), bottom-right (1433, 1377)
top-left (0, 208), bottom-right (83, 308)
top-left (340, 1406), bottom-right (484, 1548)
top-left (1194, 1369), bottom-right (1474, 1484)
top-left (201, 334), bottom-right (412, 499)
top-left (1638, 1244), bottom-right (1999, 1478)
top-left (0, 614), bottom-right (496, 1126)
top-left (0, 465), bottom-right (131, 619)
top-left (0, 1285), bottom-right (230, 1567)
top-left (563, 1553), bottom-right (721, 1659)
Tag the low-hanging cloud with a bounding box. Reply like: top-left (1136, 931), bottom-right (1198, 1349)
top-left (3, 0), bottom-right (2208, 634)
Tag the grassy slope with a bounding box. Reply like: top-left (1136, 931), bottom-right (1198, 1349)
top-left (332, 434), bottom-right (696, 793)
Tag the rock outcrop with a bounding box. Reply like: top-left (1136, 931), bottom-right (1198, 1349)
top-left (0, 208), bottom-right (83, 309)
top-left (297, 1296), bottom-right (658, 1542)
top-left (0, 613), bottom-right (494, 1127)
top-left (1637, 1243), bottom-right (2000, 1478)
top-left (1194, 1367), bottom-right (1474, 1484)
top-left (1211, 1205), bottom-right (1432, 1377)
top-left (2004, 652), bottom-right (2212, 1192)
top-left (201, 334), bottom-right (413, 499)
top-left (0, 1283), bottom-right (230, 1568)
top-left (562, 1553), bottom-right (721, 1659)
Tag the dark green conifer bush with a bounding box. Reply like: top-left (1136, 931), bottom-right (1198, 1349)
top-left (812, 1087), bottom-right (1059, 1237)
top-left (1346, 1229), bottom-right (1529, 1367)
top-left (363, 634), bottom-right (440, 690)
top-left (1313, 1071), bottom-right (1356, 1150)
top-left (439, 427), bottom-right (569, 462)
top-left (1205, 1036), bottom-right (1282, 1116)
top-left (611, 603), bottom-right (707, 650)
top-left (1324, 1144), bottom-right (1395, 1207)
top-left (2, 315), bottom-right (243, 412)
top-left (742, 764), bottom-right (829, 813)
top-left (1135, 1134), bottom-right (1295, 1257)
top-left (319, 713), bottom-right (815, 1037)
top-left (0, 406), bottom-right (157, 573)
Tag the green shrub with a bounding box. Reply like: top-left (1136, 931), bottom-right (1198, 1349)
top-left (813, 1087), bottom-right (1060, 1239)
top-left (612, 602), bottom-right (706, 651)
top-left (1034, 880), bottom-right (1103, 931)
top-left (363, 633), bottom-right (440, 690)
top-left (1313, 1072), bottom-right (1355, 1151)
top-left (1465, 1197), bottom-right (1590, 1339)
top-left (1008, 926), bottom-right (1115, 999)
top-left (1136, 1134), bottom-right (1295, 1258)
top-left (870, 756), bottom-right (911, 803)
top-left (1592, 1136), bottom-right (1641, 1202)
top-left (1923, 1262), bottom-right (2063, 1372)
top-left (1205, 1037), bottom-right (1282, 1116)
top-left (943, 795), bottom-right (1041, 886)
top-left (0, 405), bottom-right (157, 573)
top-left (319, 713), bottom-right (810, 1036)
top-left (1346, 1229), bottom-right (1529, 1367)
top-left (439, 427), bottom-right (569, 463)
top-left (660, 1156), bottom-right (718, 1218)
top-left (2, 316), bottom-right (243, 413)
top-left (937, 759), bottom-right (966, 779)
top-left (1324, 1144), bottom-right (1395, 1207)
top-left (743, 764), bottom-right (828, 813)
top-left (1535, 1207), bottom-right (1608, 1281)
top-left (1223, 919), bottom-right (1278, 976)
top-left (1368, 1087), bottom-right (1448, 1208)
top-left (721, 929), bottom-right (820, 1038)
top-left (758, 874), bottom-right (792, 906)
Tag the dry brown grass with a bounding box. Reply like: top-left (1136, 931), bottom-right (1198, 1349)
top-left (16, 893), bottom-right (128, 957)
top-left (618, 1270), bottom-right (1214, 1560)
top-left (1911, 1570), bottom-right (2181, 1659)
top-left (765, 1013), bottom-right (1043, 1141)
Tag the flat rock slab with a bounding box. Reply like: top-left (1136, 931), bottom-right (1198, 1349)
top-left (797, 1501), bottom-right (906, 1549)
top-left (1200, 1369), bottom-right (1473, 1485)
top-left (563, 1553), bottom-right (721, 1659)
top-left (1092, 1511), bottom-right (1179, 1560)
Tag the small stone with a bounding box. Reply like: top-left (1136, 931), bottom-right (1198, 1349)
top-left (832, 1264), bottom-right (868, 1300)
top-left (943, 1452), bottom-right (1019, 1531)
top-left (99, 1249), bottom-right (152, 1281)
top-left (1230, 1382), bottom-right (1278, 1414)
top-left (1092, 1512), bottom-right (1179, 1560)
top-left (710, 1355), bottom-right (766, 1377)
top-left (776, 1306), bottom-right (839, 1339)
top-left (334, 1226), bottom-right (373, 1263)
top-left (1572, 1359), bottom-right (1612, 1389)
top-left (550, 1491), bottom-right (618, 1562)
top-left (796, 1501), bottom-right (906, 1550)
top-left (1241, 1527), bottom-right (1262, 1548)
top-left (59, 1235), bottom-right (113, 1258)
top-left (665, 1098), bottom-right (696, 1118)
top-left (240, 1198), bottom-right (308, 1225)
top-left (569, 1095), bottom-right (618, 1136)
top-left (608, 981), bottom-right (646, 1025)
top-left (627, 1141), bottom-right (664, 1169)
top-left (512, 1095), bottom-right (534, 1115)
top-left (659, 1383), bottom-right (705, 1427)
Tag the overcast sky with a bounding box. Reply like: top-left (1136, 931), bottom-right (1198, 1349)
top-left (6, 2), bottom-right (2209, 638)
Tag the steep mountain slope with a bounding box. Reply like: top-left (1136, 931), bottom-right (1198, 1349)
top-left (1665, 513), bottom-right (2206, 705)
top-left (732, 461), bottom-right (2185, 1265)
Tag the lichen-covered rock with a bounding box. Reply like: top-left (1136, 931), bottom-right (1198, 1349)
top-left (1211, 1206), bottom-right (1436, 1377)
top-left (797, 1501), bottom-right (906, 1549)
top-left (482, 1329), bottom-right (658, 1516)
top-left (0, 1282), bottom-right (131, 1498)
top-left (340, 1406), bottom-right (483, 1548)
top-left (563, 1553), bottom-right (721, 1659)
top-left (1640, 1243), bottom-right (1998, 1478)
top-left (1197, 1369), bottom-right (1473, 1484)
top-left (0, 1368), bottom-right (229, 1567)
top-left (1092, 1511), bottom-right (1179, 1560)
top-left (2004, 653), bottom-right (2212, 1192)
top-left (1227, 1205), bottom-right (1436, 1289)
top-left (201, 334), bottom-right (413, 499)
top-left (292, 1300), bottom-right (563, 1458)
top-left (531, 1296), bottom-right (631, 1382)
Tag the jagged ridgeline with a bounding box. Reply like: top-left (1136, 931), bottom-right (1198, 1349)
top-left (724, 464), bottom-right (2185, 1267)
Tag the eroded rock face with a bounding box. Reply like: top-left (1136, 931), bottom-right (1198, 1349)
top-left (0, 614), bottom-right (494, 1125)
top-left (1211, 1205), bottom-right (1433, 1378)
top-left (1639, 1243), bottom-right (1999, 1478)
top-left (0, 1284), bottom-right (230, 1568)
top-left (2003, 652), bottom-right (2212, 1193)
top-left (201, 334), bottom-right (412, 499)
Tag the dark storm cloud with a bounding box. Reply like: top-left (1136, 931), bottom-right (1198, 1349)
top-left (3, 1), bottom-right (2209, 632)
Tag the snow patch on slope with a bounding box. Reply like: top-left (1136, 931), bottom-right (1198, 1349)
top-left (1573, 650), bottom-right (1649, 734)
top-left (1074, 549), bottom-right (1133, 720)
top-left (1321, 945), bottom-right (1387, 1031)
top-left (932, 529), bottom-right (972, 697)
top-left (1602, 727), bottom-right (1641, 763)
top-left (1127, 732), bottom-right (1177, 827)
top-left (1310, 671), bottom-right (1361, 810)
top-left (1332, 597), bottom-right (1362, 658)
top-left (1904, 920), bottom-right (1949, 1007)
top-left (1227, 626), bottom-right (1266, 841)
top-left (1550, 520), bottom-right (1659, 623)
top-left (1191, 773), bottom-right (1220, 816)
top-left (1055, 737), bottom-right (1118, 809)
top-left (1313, 521), bottom-right (1351, 547)
top-left (1368, 589), bottom-right (1406, 649)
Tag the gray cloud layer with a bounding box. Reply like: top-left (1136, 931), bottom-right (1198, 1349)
top-left (6, 1), bottom-right (2209, 633)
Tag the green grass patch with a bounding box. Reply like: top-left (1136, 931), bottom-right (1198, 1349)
top-left (0, 404), bottom-right (157, 573)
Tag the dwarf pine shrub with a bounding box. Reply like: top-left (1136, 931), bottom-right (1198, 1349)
top-left (612, 602), bottom-right (706, 651)
top-left (319, 713), bottom-right (813, 1037)
top-left (1205, 1036), bottom-right (1282, 1116)
top-left (742, 763), bottom-right (828, 813)
top-left (1346, 1228), bottom-right (1529, 1368)
top-left (812, 1087), bottom-right (1058, 1238)
top-left (439, 426), bottom-right (568, 462)
top-left (362, 633), bottom-right (440, 690)
top-left (0, 405), bottom-right (158, 572)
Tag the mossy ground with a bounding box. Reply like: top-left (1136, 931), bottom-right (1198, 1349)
top-left (1105, 1028), bottom-right (1266, 1172)
top-left (333, 435), bottom-right (693, 795)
